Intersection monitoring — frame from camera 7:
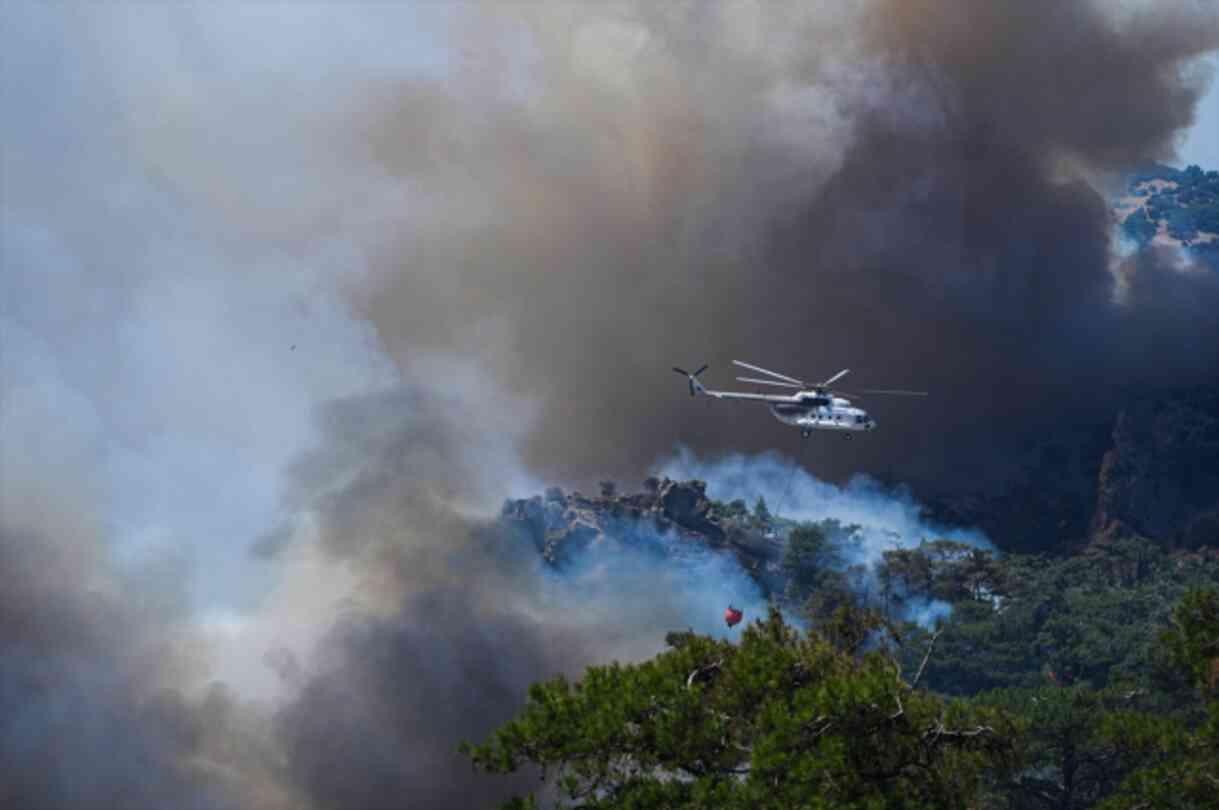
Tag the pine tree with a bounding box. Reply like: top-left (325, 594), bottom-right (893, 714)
top-left (462, 609), bottom-right (1016, 809)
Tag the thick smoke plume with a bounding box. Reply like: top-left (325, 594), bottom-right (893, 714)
top-left (0, 364), bottom-right (290, 810)
top-left (262, 380), bottom-right (773, 810)
top-left (352, 0), bottom-right (1219, 493)
top-left (4, 2), bottom-right (1219, 809)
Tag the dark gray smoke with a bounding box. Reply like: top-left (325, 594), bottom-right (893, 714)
top-left (259, 379), bottom-right (771, 810)
top-left (0, 468), bottom-right (282, 810)
top-left (273, 587), bottom-right (551, 810)
top-left (353, 0), bottom-right (1219, 493)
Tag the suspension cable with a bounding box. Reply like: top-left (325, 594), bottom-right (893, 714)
top-left (771, 437), bottom-right (807, 527)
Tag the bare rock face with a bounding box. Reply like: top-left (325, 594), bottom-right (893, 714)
top-left (1090, 388), bottom-right (1219, 549)
top-left (542, 520), bottom-right (602, 565)
top-left (499, 477), bottom-right (774, 587)
top-left (656, 479), bottom-right (725, 543)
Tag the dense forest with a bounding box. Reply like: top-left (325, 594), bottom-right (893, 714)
top-left (468, 477), bottom-right (1219, 808)
top-left (1119, 163), bottom-right (1219, 268)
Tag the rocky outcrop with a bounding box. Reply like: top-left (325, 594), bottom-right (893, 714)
top-left (1090, 388), bottom-right (1219, 549)
top-left (656, 479), bottom-right (725, 543)
top-left (498, 487), bottom-right (616, 564)
top-left (500, 477), bottom-right (785, 590)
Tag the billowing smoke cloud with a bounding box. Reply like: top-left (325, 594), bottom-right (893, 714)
top-left (0, 524), bottom-right (309, 810)
top-left (660, 447), bottom-right (991, 558)
top-left (259, 376), bottom-right (772, 810)
top-left (659, 447), bottom-right (990, 624)
top-left (0, 340), bottom-right (295, 810)
top-left (347, 0), bottom-right (1219, 495)
top-left (4, 1), bottom-right (1219, 809)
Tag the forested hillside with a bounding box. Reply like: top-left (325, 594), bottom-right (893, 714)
top-left (473, 455), bottom-right (1219, 808)
top-left (1116, 163), bottom-right (1219, 268)
top-left (470, 497), bottom-right (1219, 808)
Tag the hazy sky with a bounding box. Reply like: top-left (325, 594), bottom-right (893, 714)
top-left (1180, 56), bottom-right (1219, 167)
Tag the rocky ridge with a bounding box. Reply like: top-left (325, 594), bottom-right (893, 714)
top-left (500, 477), bottom-right (789, 592)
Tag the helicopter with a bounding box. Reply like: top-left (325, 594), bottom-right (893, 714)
top-left (672, 360), bottom-right (926, 439)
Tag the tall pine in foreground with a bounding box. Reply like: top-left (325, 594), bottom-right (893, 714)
top-left (1097, 588), bottom-right (1219, 810)
top-left (462, 608), bottom-right (1016, 809)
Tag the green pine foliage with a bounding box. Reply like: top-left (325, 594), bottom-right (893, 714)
top-left (1094, 589), bottom-right (1219, 810)
top-left (886, 539), bottom-right (1218, 696)
top-left (463, 586), bottom-right (1219, 809)
top-left (781, 523), bottom-right (836, 601)
top-left (462, 608), bottom-right (1017, 809)
top-left (480, 483), bottom-right (1219, 808)
top-left (753, 496), bottom-right (772, 524)
top-left (973, 684), bottom-right (1151, 808)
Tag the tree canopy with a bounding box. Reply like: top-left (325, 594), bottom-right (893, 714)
top-left (463, 609), bottom-right (1015, 809)
top-left (464, 586), bottom-right (1219, 809)
top-left (1095, 588), bottom-right (1219, 809)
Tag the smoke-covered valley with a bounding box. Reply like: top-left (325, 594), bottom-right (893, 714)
top-left (3, 2), bottom-right (1219, 808)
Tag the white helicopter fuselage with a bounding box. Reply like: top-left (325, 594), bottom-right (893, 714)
top-left (768, 396), bottom-right (875, 434)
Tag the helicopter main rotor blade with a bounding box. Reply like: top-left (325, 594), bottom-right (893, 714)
top-left (820, 368), bottom-right (850, 387)
top-left (860, 389), bottom-right (928, 396)
top-left (736, 377), bottom-right (803, 389)
top-left (732, 360), bottom-right (804, 386)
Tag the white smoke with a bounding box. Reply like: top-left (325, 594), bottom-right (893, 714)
top-left (537, 525), bottom-right (772, 644)
top-left (657, 447), bottom-right (993, 627)
top-left (659, 446), bottom-right (992, 555)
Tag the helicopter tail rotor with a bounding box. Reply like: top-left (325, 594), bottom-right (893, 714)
top-left (672, 365), bottom-right (709, 397)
